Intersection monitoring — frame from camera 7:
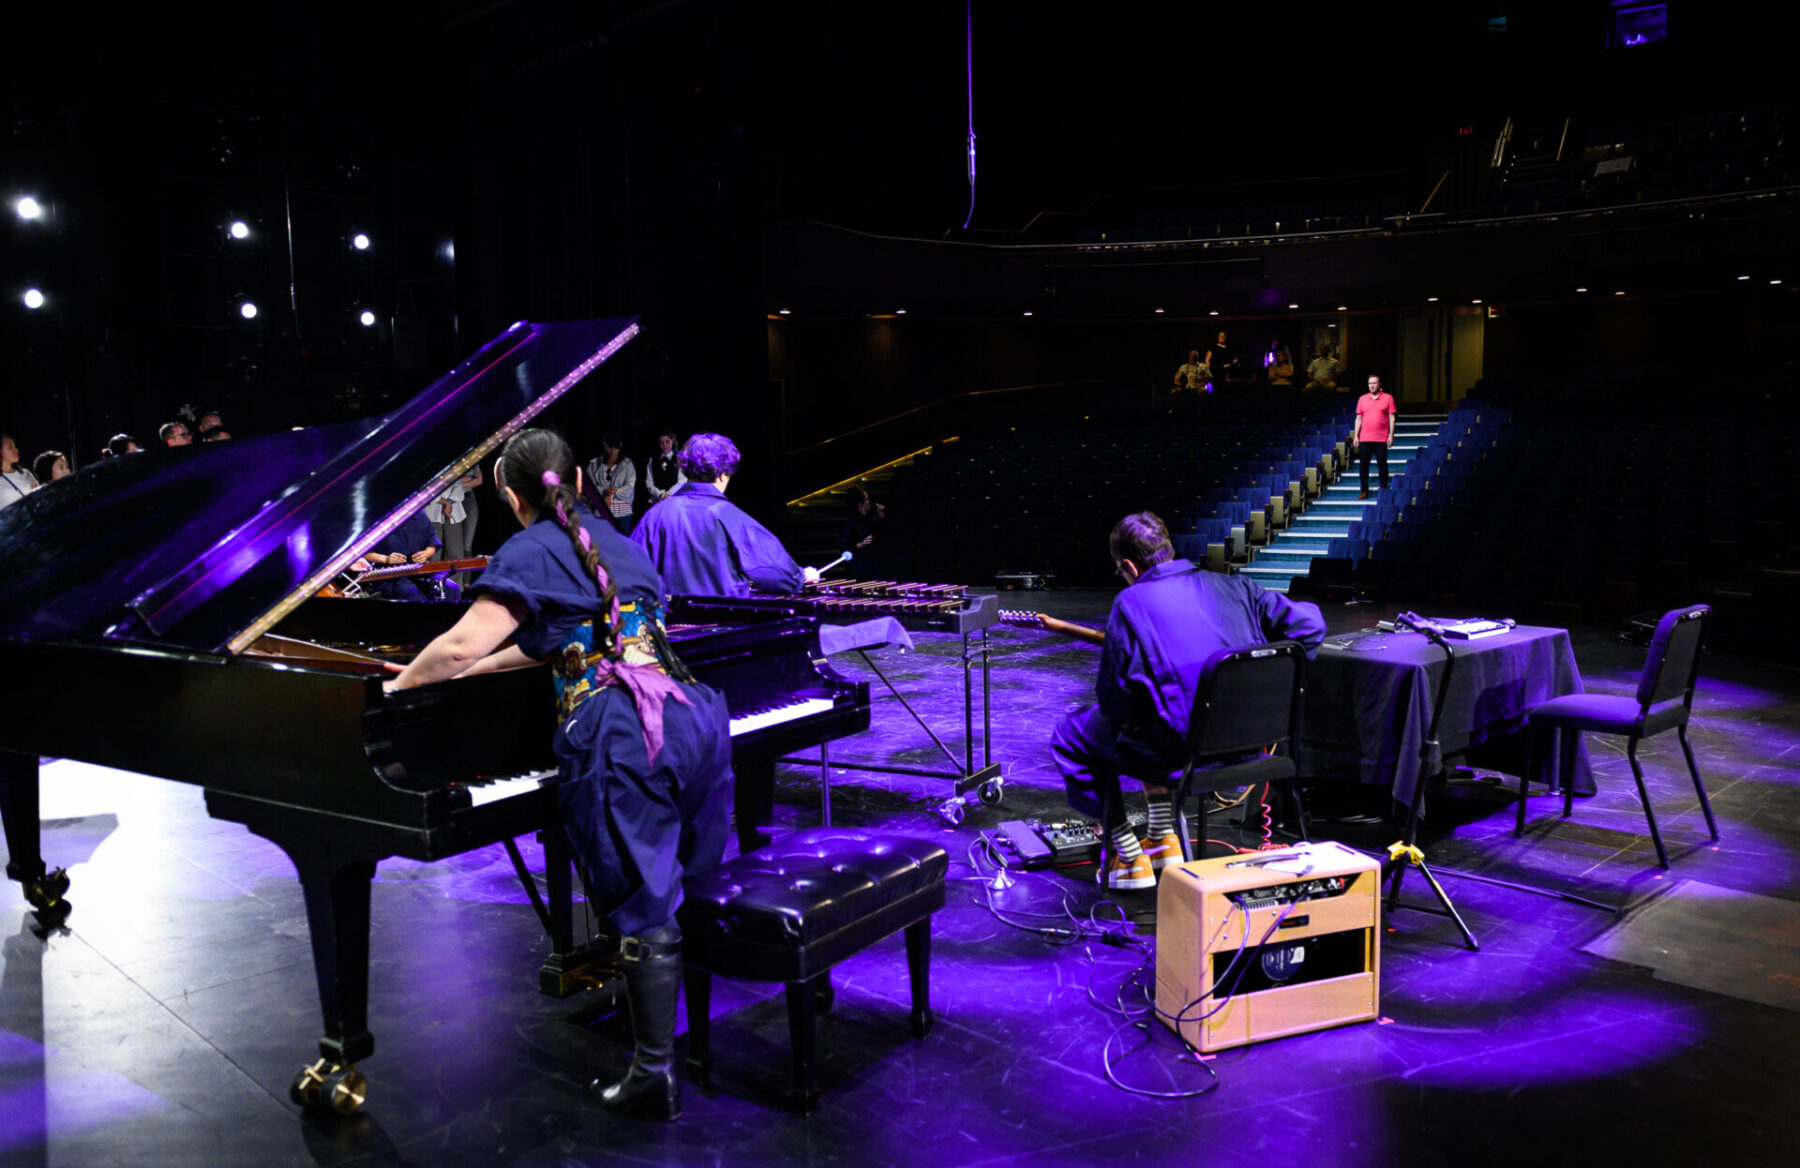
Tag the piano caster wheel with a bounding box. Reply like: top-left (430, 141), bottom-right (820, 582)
top-left (937, 799), bottom-right (966, 827)
top-left (977, 779), bottom-right (1004, 808)
top-left (290, 1060), bottom-right (367, 1115)
top-left (23, 868), bottom-right (71, 920)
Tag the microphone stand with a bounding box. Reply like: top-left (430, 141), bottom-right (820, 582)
top-left (1384, 614), bottom-right (1479, 950)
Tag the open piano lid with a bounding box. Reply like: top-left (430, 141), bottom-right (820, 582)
top-left (0, 317), bottom-right (638, 655)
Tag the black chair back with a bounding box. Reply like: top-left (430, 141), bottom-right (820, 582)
top-left (1636, 604), bottom-right (1710, 709)
top-left (1186, 639), bottom-right (1306, 765)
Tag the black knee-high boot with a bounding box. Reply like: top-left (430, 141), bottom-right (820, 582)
top-left (591, 923), bottom-right (682, 1121)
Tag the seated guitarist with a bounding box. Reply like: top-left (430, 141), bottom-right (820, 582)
top-left (1050, 512), bottom-right (1325, 889)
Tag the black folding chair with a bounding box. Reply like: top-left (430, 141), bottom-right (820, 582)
top-left (1519, 604), bottom-right (1718, 868)
top-left (1142, 640), bottom-right (1310, 862)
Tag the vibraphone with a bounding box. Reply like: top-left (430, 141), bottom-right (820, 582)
top-left (787, 580), bottom-right (999, 635)
top-left (674, 580), bottom-right (1004, 814)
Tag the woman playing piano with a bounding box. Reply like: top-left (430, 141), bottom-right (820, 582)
top-left (386, 428), bottom-right (731, 1122)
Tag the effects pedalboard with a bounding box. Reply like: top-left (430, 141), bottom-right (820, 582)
top-left (994, 815), bottom-right (1146, 869)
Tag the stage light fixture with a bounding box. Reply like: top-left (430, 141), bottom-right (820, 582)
top-left (1772, 279), bottom-right (1783, 286)
top-left (351, 232), bottom-right (371, 251)
top-left (23, 288), bottom-right (45, 309)
top-left (15, 196), bottom-right (42, 221)
top-left (1615, 290), bottom-right (1625, 296)
top-left (1288, 303), bottom-right (1299, 309)
top-left (1576, 287), bottom-right (1588, 293)
top-left (1336, 306), bottom-right (1347, 311)
top-left (1154, 307), bottom-right (1165, 314)
top-left (1472, 299), bottom-right (1482, 304)
top-left (1427, 296), bottom-right (1439, 302)
top-left (359, 309), bottom-right (377, 327)
top-left (441, 240), bottom-right (455, 261)
top-left (778, 308), bottom-right (791, 315)
top-left (240, 300), bottom-right (259, 319)
top-left (1208, 310), bottom-right (1219, 316)
top-left (1737, 275), bottom-right (1751, 281)
top-left (229, 220), bottom-right (250, 240)
top-left (896, 308), bottom-right (907, 315)
top-left (1022, 311), bottom-right (1033, 317)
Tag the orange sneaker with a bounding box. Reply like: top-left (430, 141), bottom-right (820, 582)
top-left (1141, 833), bottom-right (1187, 870)
top-left (1098, 852), bottom-right (1156, 891)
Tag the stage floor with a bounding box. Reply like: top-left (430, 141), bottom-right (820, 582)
top-left (4, 594), bottom-right (1799, 1167)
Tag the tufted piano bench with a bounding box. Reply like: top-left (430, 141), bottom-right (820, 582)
top-left (677, 827), bottom-right (948, 1113)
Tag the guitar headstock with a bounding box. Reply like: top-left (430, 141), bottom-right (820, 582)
top-left (997, 609), bottom-right (1044, 629)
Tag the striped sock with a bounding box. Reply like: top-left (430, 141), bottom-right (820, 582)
top-left (1145, 794), bottom-right (1175, 838)
top-left (1110, 822), bottom-right (1143, 860)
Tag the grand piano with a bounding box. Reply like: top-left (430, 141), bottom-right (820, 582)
top-left (0, 318), bottom-right (868, 1113)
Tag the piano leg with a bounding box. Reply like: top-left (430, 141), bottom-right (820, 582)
top-left (0, 751), bottom-right (69, 921)
top-left (735, 755), bottom-right (775, 854)
top-left (284, 836), bottom-right (378, 1070)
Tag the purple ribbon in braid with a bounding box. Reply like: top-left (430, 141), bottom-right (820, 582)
top-left (543, 469), bottom-right (690, 762)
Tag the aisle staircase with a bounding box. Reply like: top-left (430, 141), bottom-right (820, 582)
top-left (1241, 415), bottom-right (1447, 593)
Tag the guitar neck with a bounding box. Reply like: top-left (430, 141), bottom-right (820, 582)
top-left (998, 610), bottom-right (1106, 646)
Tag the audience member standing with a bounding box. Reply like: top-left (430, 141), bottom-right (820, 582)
top-left (1267, 347), bottom-right (1295, 387)
top-left (1207, 331), bottom-right (1244, 386)
top-left (1306, 345), bottom-right (1342, 392)
top-left (31, 451), bottom-right (69, 485)
top-left (837, 487), bottom-right (888, 574)
top-left (587, 433), bottom-right (637, 535)
top-left (643, 430), bottom-right (685, 505)
top-left (1172, 350), bottom-right (1208, 394)
top-left (1, 434), bottom-right (39, 511)
top-left (1353, 374), bottom-right (1398, 499)
top-left (432, 478), bottom-right (470, 567)
top-left (454, 465), bottom-right (482, 587)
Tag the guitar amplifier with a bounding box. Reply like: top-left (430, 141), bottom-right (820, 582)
top-left (1154, 841), bottom-right (1380, 1053)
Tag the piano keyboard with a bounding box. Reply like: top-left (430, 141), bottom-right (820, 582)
top-left (730, 696), bottom-right (837, 735)
top-left (460, 696), bottom-right (840, 807)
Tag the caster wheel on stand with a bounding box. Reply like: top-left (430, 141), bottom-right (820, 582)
top-left (978, 779), bottom-right (1005, 807)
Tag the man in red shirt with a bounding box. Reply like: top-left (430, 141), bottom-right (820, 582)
top-left (1352, 374), bottom-right (1398, 499)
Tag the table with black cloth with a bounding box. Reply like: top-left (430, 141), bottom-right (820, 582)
top-left (1294, 623), bottom-right (1594, 812)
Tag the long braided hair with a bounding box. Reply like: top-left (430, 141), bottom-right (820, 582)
top-left (497, 428), bottom-right (694, 682)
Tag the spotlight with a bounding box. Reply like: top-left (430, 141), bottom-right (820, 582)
top-left (23, 288), bottom-right (45, 309)
top-left (1209, 310), bottom-right (1219, 316)
top-left (359, 309), bottom-right (377, 327)
top-left (896, 308), bottom-right (907, 315)
top-left (1153, 307), bottom-right (1165, 314)
top-left (1427, 296), bottom-right (1439, 302)
top-left (229, 220), bottom-right (250, 240)
top-left (15, 196), bottom-right (42, 221)
top-left (351, 232), bottom-right (371, 251)
top-left (1022, 311), bottom-right (1034, 317)
top-left (1336, 305), bottom-right (1347, 311)
top-left (240, 300), bottom-right (259, 319)
top-left (1287, 303), bottom-right (1299, 309)
top-left (1615, 290), bottom-right (1625, 296)
top-left (1737, 275), bottom-right (1750, 281)
top-left (1472, 299), bottom-right (1482, 305)
top-left (1772, 279), bottom-right (1783, 286)
top-left (440, 240), bottom-right (455, 261)
top-left (778, 308), bottom-right (791, 316)
top-left (1575, 287), bottom-right (1588, 293)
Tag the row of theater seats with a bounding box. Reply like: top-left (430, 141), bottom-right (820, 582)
top-left (878, 392), bottom-right (1357, 586)
top-left (1289, 376), bottom-right (1800, 659)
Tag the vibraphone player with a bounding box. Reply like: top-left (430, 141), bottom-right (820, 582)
top-left (631, 431), bottom-right (820, 597)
